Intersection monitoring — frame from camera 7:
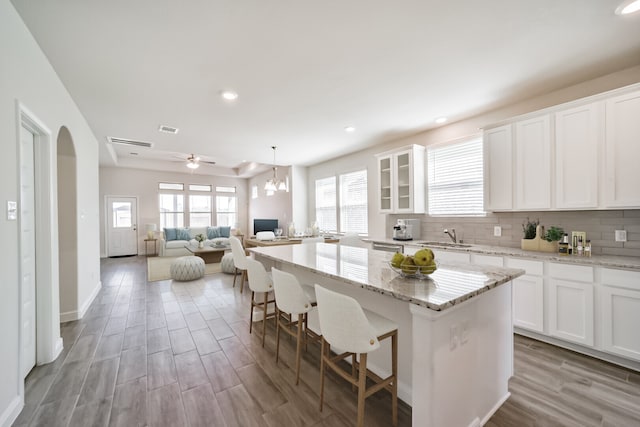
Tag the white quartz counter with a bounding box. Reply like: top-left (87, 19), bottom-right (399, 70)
top-left (365, 237), bottom-right (640, 271)
top-left (249, 243), bottom-right (524, 311)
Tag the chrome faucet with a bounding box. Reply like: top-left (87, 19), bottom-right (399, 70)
top-left (444, 228), bottom-right (457, 244)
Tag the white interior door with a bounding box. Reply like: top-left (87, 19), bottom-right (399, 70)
top-left (20, 125), bottom-right (37, 378)
top-left (107, 196), bottom-right (138, 256)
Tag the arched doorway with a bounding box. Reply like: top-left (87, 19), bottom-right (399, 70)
top-left (56, 126), bottom-right (79, 321)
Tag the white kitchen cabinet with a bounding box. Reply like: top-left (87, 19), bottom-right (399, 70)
top-left (548, 278), bottom-right (594, 346)
top-left (604, 90), bottom-right (640, 208)
top-left (600, 268), bottom-right (640, 362)
top-left (601, 286), bottom-right (640, 362)
top-left (483, 125), bottom-right (513, 211)
top-left (375, 145), bottom-right (425, 213)
top-left (514, 115), bottom-right (552, 210)
top-left (506, 258), bottom-right (544, 333)
top-left (555, 103), bottom-right (600, 209)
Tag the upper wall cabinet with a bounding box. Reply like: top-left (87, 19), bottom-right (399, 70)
top-left (375, 145), bottom-right (425, 213)
top-left (484, 125), bottom-right (513, 211)
top-left (515, 115), bottom-right (552, 210)
top-left (604, 90), bottom-right (640, 208)
top-left (555, 102), bottom-right (600, 209)
top-left (484, 83), bottom-right (640, 212)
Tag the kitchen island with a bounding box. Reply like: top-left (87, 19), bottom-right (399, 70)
top-left (250, 243), bottom-right (525, 427)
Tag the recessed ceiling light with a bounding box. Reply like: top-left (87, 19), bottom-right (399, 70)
top-left (220, 90), bottom-right (238, 101)
top-left (344, 126), bottom-right (356, 133)
top-left (616, 0), bottom-right (640, 14)
top-left (435, 117), bottom-right (447, 124)
top-left (158, 125), bottom-right (179, 134)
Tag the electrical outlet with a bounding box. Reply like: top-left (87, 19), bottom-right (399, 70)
top-left (493, 226), bottom-right (502, 237)
top-left (460, 320), bottom-right (470, 345)
top-left (450, 325), bottom-right (459, 351)
top-left (615, 230), bottom-right (627, 242)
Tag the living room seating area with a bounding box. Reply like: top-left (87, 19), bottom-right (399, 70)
top-left (159, 226), bottom-right (232, 257)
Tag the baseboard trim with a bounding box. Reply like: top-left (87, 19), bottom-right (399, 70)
top-left (481, 392), bottom-right (510, 425)
top-left (60, 280), bottom-right (102, 323)
top-left (0, 395), bottom-right (23, 427)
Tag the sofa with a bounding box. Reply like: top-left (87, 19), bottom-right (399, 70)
top-left (159, 226), bottom-right (232, 257)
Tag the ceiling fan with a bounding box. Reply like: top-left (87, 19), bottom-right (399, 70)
top-left (173, 154), bottom-right (216, 170)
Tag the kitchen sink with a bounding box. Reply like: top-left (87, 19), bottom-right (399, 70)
top-left (416, 241), bottom-right (472, 248)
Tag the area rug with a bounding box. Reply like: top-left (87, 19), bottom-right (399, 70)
top-left (147, 256), bottom-right (222, 282)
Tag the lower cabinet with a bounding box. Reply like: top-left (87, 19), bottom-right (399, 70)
top-left (548, 279), bottom-right (594, 346)
top-left (513, 275), bottom-right (544, 333)
top-left (600, 268), bottom-right (640, 361)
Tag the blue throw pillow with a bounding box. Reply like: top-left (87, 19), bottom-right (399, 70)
top-left (207, 226), bottom-right (220, 239)
top-left (176, 228), bottom-right (191, 240)
top-left (164, 228), bottom-right (177, 241)
top-left (219, 226), bottom-right (231, 238)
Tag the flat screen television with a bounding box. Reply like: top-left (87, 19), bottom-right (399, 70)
top-left (253, 218), bottom-right (279, 234)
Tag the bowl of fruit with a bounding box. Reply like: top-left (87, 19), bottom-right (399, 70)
top-left (389, 249), bottom-right (437, 279)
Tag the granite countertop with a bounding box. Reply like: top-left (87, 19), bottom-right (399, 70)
top-left (249, 243), bottom-right (524, 312)
top-left (364, 237), bottom-right (640, 271)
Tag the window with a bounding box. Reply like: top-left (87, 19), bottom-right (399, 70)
top-left (427, 138), bottom-right (484, 216)
top-left (315, 176), bottom-right (337, 232)
top-left (112, 202), bottom-right (132, 228)
top-left (189, 194), bottom-right (212, 226)
top-left (189, 184), bottom-right (212, 192)
top-left (159, 194), bottom-right (184, 228)
top-left (315, 170), bottom-right (368, 234)
top-left (251, 185), bottom-right (258, 199)
top-left (339, 170), bottom-right (368, 234)
top-left (159, 182), bottom-right (184, 191)
top-left (216, 186), bottom-right (237, 227)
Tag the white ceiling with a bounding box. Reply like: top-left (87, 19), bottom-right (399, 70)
top-left (11, 0), bottom-right (640, 177)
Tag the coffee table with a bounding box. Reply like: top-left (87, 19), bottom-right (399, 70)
top-left (184, 245), bottom-right (228, 264)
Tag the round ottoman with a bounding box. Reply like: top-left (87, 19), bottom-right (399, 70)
top-left (221, 253), bottom-right (239, 274)
top-left (170, 256), bottom-right (205, 281)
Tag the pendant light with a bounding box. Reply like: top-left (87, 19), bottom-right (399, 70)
top-left (264, 146), bottom-right (287, 192)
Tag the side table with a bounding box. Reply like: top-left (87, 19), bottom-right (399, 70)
top-left (145, 238), bottom-right (158, 257)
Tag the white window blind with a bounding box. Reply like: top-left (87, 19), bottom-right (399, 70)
top-left (339, 170), bottom-right (368, 234)
top-left (315, 176), bottom-right (337, 232)
top-left (427, 138), bottom-right (484, 216)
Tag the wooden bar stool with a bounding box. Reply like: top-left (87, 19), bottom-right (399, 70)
top-left (271, 268), bottom-right (321, 385)
top-left (314, 285), bottom-right (398, 427)
top-left (229, 236), bottom-right (250, 293)
top-left (244, 258), bottom-right (276, 347)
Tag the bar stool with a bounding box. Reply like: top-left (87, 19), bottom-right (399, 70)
top-left (229, 236), bottom-right (250, 293)
top-left (245, 258), bottom-right (276, 347)
top-left (314, 285), bottom-right (398, 427)
top-left (271, 268), bottom-right (321, 385)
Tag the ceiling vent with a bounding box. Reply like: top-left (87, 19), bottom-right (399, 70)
top-left (107, 137), bottom-right (154, 148)
top-left (158, 125), bottom-right (179, 134)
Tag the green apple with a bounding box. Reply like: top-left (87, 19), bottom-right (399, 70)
top-left (420, 260), bottom-right (437, 275)
top-left (400, 256), bottom-right (418, 274)
top-left (413, 248), bottom-right (434, 266)
top-left (391, 252), bottom-right (405, 269)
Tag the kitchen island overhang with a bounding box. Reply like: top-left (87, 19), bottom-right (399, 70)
top-left (250, 243), bottom-right (524, 427)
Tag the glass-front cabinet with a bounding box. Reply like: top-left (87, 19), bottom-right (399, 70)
top-left (375, 145), bottom-right (425, 213)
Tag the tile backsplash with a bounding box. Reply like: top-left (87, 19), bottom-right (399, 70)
top-left (389, 210), bottom-right (640, 257)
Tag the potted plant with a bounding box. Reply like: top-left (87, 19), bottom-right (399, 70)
top-left (195, 233), bottom-right (206, 248)
top-left (521, 218), bottom-right (540, 251)
top-left (539, 225), bottom-right (564, 252)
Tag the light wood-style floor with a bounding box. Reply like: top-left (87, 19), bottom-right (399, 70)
top-left (13, 255), bottom-right (640, 427)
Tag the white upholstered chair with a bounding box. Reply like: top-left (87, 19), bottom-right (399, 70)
top-left (245, 258), bottom-right (276, 347)
top-left (229, 236), bottom-right (250, 293)
top-left (314, 285), bottom-right (398, 427)
top-left (271, 268), bottom-right (321, 385)
top-left (339, 233), bottom-right (366, 248)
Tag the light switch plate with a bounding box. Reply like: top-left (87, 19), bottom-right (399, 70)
top-left (7, 201), bottom-right (17, 220)
top-left (615, 230), bottom-right (627, 242)
top-left (493, 226), bottom-right (502, 237)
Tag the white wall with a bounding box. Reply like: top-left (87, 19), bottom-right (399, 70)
top-left (307, 65), bottom-right (640, 239)
top-left (248, 167), bottom-right (293, 235)
top-left (99, 167), bottom-right (249, 257)
top-left (0, 2), bottom-right (101, 425)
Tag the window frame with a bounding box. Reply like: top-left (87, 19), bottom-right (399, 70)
top-left (314, 168), bottom-right (368, 235)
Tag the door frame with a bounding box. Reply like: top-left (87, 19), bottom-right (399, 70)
top-left (104, 195), bottom-right (140, 257)
top-left (16, 102), bottom-right (63, 394)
